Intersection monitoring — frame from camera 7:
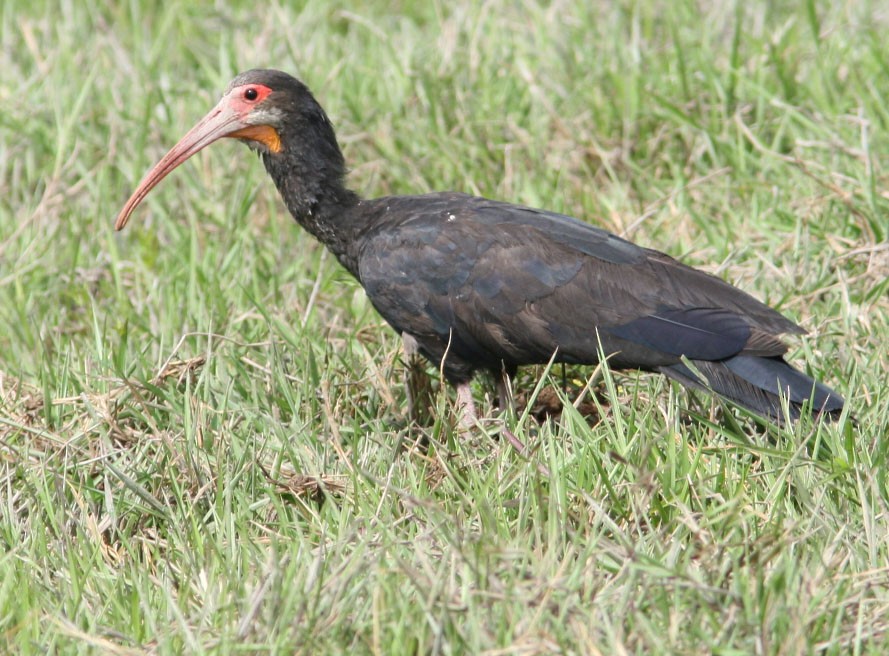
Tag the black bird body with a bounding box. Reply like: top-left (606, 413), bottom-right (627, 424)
top-left (116, 69), bottom-right (844, 422)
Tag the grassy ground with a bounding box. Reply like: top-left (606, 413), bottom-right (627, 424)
top-left (1, 0), bottom-right (887, 653)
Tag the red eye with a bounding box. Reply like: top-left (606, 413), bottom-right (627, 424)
top-left (244, 87), bottom-right (259, 101)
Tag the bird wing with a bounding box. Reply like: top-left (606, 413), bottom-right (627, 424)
top-left (355, 193), bottom-right (801, 378)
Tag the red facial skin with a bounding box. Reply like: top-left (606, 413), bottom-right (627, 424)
top-left (115, 83), bottom-right (278, 230)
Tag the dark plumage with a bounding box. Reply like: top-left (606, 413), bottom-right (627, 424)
top-left (116, 69), bottom-right (844, 425)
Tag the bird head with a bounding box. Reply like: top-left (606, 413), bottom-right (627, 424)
top-left (115, 69), bottom-right (320, 230)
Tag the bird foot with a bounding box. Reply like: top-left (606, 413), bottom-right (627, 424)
top-left (501, 427), bottom-right (552, 477)
top-left (455, 381), bottom-right (478, 431)
top-left (455, 381), bottom-right (550, 476)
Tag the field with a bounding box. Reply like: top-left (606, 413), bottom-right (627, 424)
top-left (1, 1), bottom-right (887, 653)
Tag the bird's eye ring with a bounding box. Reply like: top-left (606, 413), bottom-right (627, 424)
top-left (244, 87), bottom-right (259, 101)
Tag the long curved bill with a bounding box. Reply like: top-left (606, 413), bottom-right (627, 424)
top-left (114, 99), bottom-right (249, 231)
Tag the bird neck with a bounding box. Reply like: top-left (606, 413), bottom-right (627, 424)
top-left (261, 146), bottom-right (362, 269)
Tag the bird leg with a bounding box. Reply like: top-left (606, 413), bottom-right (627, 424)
top-left (401, 332), bottom-right (419, 358)
top-left (402, 332), bottom-right (419, 420)
top-left (495, 367), bottom-right (515, 416)
top-left (455, 382), bottom-right (478, 430)
top-left (457, 374), bottom-right (549, 476)
top-left (402, 332), bottom-right (435, 425)
top-left (403, 332), bottom-right (478, 432)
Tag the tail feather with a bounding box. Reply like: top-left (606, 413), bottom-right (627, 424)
top-left (660, 355), bottom-right (844, 421)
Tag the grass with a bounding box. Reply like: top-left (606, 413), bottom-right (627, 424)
top-left (1, 0), bottom-right (887, 653)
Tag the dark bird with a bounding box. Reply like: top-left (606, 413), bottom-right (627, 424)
top-left (115, 69), bottom-right (844, 425)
